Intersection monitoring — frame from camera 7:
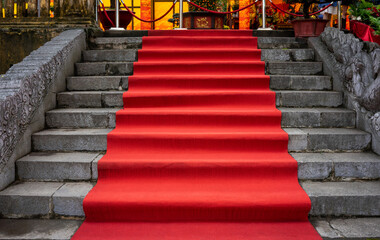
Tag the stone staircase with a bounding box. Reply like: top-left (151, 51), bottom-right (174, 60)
top-left (0, 32), bottom-right (379, 239)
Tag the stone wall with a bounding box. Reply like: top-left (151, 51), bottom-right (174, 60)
top-left (0, 29), bottom-right (86, 190)
top-left (309, 27), bottom-right (380, 154)
top-left (0, 0), bottom-right (96, 18)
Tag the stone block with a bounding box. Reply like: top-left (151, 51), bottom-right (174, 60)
top-left (102, 92), bottom-right (124, 107)
top-left (53, 183), bottom-right (93, 216)
top-left (277, 91), bottom-right (342, 107)
top-left (75, 62), bottom-right (134, 76)
top-left (57, 92), bottom-right (102, 108)
top-left (67, 76), bottom-right (129, 91)
top-left (0, 182), bottom-right (62, 217)
top-left (284, 128), bottom-right (307, 151)
top-left (302, 181), bottom-right (380, 216)
top-left (280, 108), bottom-right (321, 128)
top-left (0, 219), bottom-right (82, 240)
top-left (266, 62), bottom-right (323, 75)
top-left (83, 50), bottom-right (137, 62)
top-left (90, 37), bottom-right (143, 50)
top-left (304, 128), bottom-right (371, 151)
top-left (17, 152), bottom-right (99, 181)
top-left (32, 129), bottom-right (111, 151)
top-left (291, 153), bottom-right (333, 180)
top-left (261, 49), bottom-right (314, 61)
top-left (257, 37), bottom-right (307, 49)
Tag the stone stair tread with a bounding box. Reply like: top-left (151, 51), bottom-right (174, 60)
top-left (82, 50), bottom-right (137, 62)
top-left (32, 128), bottom-right (371, 152)
top-left (0, 181), bottom-right (378, 217)
top-left (0, 218), bottom-right (379, 240)
top-left (16, 152), bottom-right (380, 181)
top-left (46, 107), bottom-right (355, 129)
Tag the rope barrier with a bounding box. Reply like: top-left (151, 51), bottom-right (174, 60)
top-left (268, 0), bottom-right (333, 17)
top-left (186, 0), bottom-right (259, 14)
top-left (99, 0), bottom-right (115, 27)
top-left (120, 0), bottom-right (177, 22)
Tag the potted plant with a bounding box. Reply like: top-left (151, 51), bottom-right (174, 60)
top-left (285, 0), bottom-right (330, 37)
top-left (183, 0), bottom-right (225, 29)
top-left (349, 0), bottom-right (380, 44)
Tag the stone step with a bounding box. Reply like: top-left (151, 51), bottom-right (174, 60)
top-left (75, 62), bottom-right (134, 76)
top-left (66, 75), bottom-right (332, 91)
top-left (75, 61), bottom-right (322, 76)
top-left (0, 181), bottom-right (378, 218)
top-left (31, 128), bottom-right (370, 152)
top-left (261, 49), bottom-right (314, 61)
top-left (257, 37), bottom-right (308, 49)
top-left (0, 218), bottom-right (379, 240)
top-left (16, 152), bottom-right (380, 182)
top-left (82, 50), bottom-right (137, 62)
top-left (56, 90), bottom-right (342, 108)
top-left (45, 108), bottom-right (355, 129)
top-left (67, 76), bottom-right (129, 91)
top-left (253, 30), bottom-right (294, 37)
top-left (88, 37), bottom-right (143, 50)
top-left (266, 61), bottom-right (323, 75)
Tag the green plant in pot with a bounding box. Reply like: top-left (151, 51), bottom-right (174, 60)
top-left (285, 0), bottom-right (331, 37)
top-left (184, 0), bottom-right (225, 29)
top-left (349, 0), bottom-right (380, 35)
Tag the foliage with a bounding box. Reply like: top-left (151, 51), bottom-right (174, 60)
top-left (189, 0), bottom-right (218, 11)
top-left (350, 0), bottom-right (380, 35)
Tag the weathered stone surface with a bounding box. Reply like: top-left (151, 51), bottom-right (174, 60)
top-left (284, 128), bottom-right (308, 151)
top-left (292, 153), bottom-right (333, 180)
top-left (261, 49), bottom-right (314, 61)
top-left (102, 92), bottom-right (124, 107)
top-left (276, 91), bottom-right (342, 107)
top-left (280, 108), bottom-right (355, 128)
top-left (328, 218), bottom-right (380, 239)
top-left (67, 76), bottom-right (129, 91)
top-left (32, 129), bottom-right (111, 151)
top-left (83, 50), bottom-right (137, 62)
top-left (89, 37), bottom-right (143, 50)
top-left (46, 108), bottom-right (120, 129)
top-left (293, 152), bottom-right (380, 180)
top-left (53, 182), bottom-right (93, 216)
top-left (75, 62), bottom-right (134, 76)
top-left (57, 92), bottom-right (102, 108)
top-left (0, 219), bottom-right (82, 240)
top-left (0, 182), bottom-right (62, 217)
top-left (257, 37), bottom-right (307, 49)
top-left (270, 75), bottom-right (331, 90)
top-left (266, 61), bottom-right (323, 75)
top-left (304, 128), bottom-right (371, 151)
top-left (16, 152), bottom-right (100, 181)
top-left (302, 181), bottom-right (380, 216)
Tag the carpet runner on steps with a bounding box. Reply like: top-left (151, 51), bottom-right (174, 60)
top-left (72, 30), bottom-right (322, 239)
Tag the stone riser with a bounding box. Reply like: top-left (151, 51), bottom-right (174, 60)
top-left (16, 152), bottom-right (380, 182)
top-left (67, 75), bottom-right (332, 91)
top-left (75, 61), bottom-right (323, 76)
top-left (0, 181), bottom-right (378, 218)
top-left (56, 91), bottom-right (342, 108)
top-left (31, 128), bottom-right (371, 152)
top-left (82, 49), bottom-right (315, 62)
top-left (45, 108), bottom-right (355, 129)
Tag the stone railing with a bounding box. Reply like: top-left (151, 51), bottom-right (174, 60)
top-left (309, 27), bottom-right (380, 154)
top-left (0, 29), bottom-right (86, 190)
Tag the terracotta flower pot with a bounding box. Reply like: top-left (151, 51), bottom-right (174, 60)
top-left (291, 19), bottom-right (329, 37)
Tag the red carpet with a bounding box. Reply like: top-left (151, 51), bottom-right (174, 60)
top-left (72, 30), bottom-right (322, 239)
